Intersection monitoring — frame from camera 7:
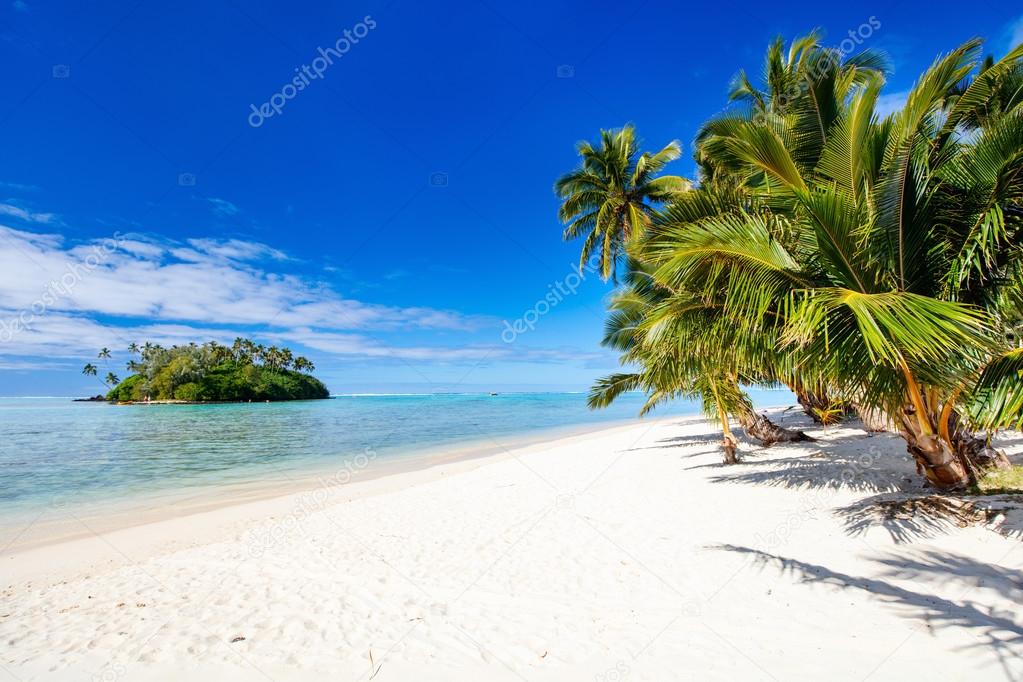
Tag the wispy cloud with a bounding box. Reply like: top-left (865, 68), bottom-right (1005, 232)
top-left (205, 197), bottom-right (239, 217)
top-left (0, 205), bottom-right (604, 371)
top-left (0, 221), bottom-right (598, 368)
top-left (875, 90), bottom-right (909, 119)
top-left (0, 203), bottom-right (56, 225)
top-left (0, 225), bottom-right (490, 334)
top-left (1008, 15), bottom-right (1023, 54)
top-left (0, 181), bottom-right (39, 192)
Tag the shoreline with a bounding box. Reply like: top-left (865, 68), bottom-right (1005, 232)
top-left (3, 408), bottom-right (1020, 680)
top-left (0, 411), bottom-right (703, 559)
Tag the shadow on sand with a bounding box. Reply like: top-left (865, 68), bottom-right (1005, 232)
top-left (705, 430), bottom-right (914, 494)
top-left (714, 544), bottom-right (1023, 677)
top-left (647, 419), bottom-right (1023, 542)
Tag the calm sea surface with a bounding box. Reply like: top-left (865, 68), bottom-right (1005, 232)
top-left (0, 390), bottom-right (792, 519)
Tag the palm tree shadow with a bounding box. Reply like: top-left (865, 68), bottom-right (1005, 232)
top-left (838, 493), bottom-right (1023, 543)
top-left (713, 544), bottom-right (1023, 676)
top-left (704, 432), bottom-right (916, 494)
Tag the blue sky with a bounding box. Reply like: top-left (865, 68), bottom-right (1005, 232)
top-left (1, 0), bottom-right (1021, 396)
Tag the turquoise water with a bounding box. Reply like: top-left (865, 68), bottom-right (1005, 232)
top-left (0, 390), bottom-right (793, 518)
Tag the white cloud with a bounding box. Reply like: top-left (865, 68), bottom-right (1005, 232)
top-left (0, 223), bottom-right (533, 366)
top-left (279, 329), bottom-right (603, 364)
top-left (183, 238), bottom-right (287, 262)
top-left (0, 226), bottom-right (495, 332)
top-left (0, 213), bottom-right (605, 370)
top-left (875, 90), bottom-right (909, 119)
top-left (1009, 15), bottom-right (1023, 54)
top-left (0, 203), bottom-right (56, 224)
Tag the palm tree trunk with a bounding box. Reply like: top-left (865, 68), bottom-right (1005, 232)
top-left (737, 409), bottom-right (814, 445)
top-left (899, 407), bottom-right (971, 489)
top-left (721, 431), bottom-right (739, 464)
top-left (895, 357), bottom-right (970, 490)
top-left (787, 381), bottom-right (843, 425)
top-left (710, 385), bottom-right (740, 465)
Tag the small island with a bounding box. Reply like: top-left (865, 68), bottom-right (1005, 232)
top-left (82, 338), bottom-right (329, 403)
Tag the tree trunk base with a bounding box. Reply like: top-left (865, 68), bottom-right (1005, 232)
top-left (722, 435), bottom-right (739, 465)
top-left (900, 407), bottom-right (970, 490)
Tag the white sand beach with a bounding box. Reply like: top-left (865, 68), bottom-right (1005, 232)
top-left (2, 409), bottom-right (1021, 681)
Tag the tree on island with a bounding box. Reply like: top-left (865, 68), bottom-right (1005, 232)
top-left (98, 338), bottom-right (327, 403)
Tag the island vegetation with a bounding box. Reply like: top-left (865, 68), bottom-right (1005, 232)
top-left (560, 33), bottom-right (1023, 491)
top-left (83, 338), bottom-right (328, 403)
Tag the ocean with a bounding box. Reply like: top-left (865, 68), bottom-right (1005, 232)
top-left (0, 390), bottom-right (793, 525)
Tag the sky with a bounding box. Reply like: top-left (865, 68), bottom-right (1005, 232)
top-left (0, 0), bottom-right (1021, 396)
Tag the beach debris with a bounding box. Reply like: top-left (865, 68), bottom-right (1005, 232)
top-left (368, 648), bottom-right (384, 680)
top-left (230, 636), bottom-right (246, 643)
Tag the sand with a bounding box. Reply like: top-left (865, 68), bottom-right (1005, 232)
top-left (1, 408), bottom-right (1021, 681)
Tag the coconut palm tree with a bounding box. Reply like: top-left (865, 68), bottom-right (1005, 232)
top-left (555, 125), bottom-right (689, 281)
top-left (663, 39), bottom-right (1023, 489)
top-left (588, 255), bottom-right (811, 463)
top-left (696, 31), bottom-right (889, 185)
top-left (128, 342), bottom-right (140, 355)
top-left (82, 363), bottom-right (97, 376)
top-left (104, 372), bottom-right (120, 386)
top-left (98, 348), bottom-right (111, 360)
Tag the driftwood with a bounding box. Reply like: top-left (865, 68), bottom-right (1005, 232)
top-left (738, 411), bottom-right (814, 446)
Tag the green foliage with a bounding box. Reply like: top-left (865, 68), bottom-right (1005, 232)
top-left (555, 125), bottom-right (689, 281)
top-left (572, 33), bottom-right (1023, 480)
top-left (103, 338), bottom-right (327, 402)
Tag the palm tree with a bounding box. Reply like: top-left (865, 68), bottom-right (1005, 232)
top-left (696, 31), bottom-right (888, 186)
top-left (555, 125), bottom-right (689, 281)
top-left (587, 256), bottom-right (810, 463)
top-left (104, 372), bottom-right (120, 386)
top-left (82, 363), bottom-right (97, 376)
top-left (98, 348), bottom-right (111, 360)
top-left (128, 342), bottom-right (140, 355)
top-left (666, 39), bottom-right (1023, 489)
